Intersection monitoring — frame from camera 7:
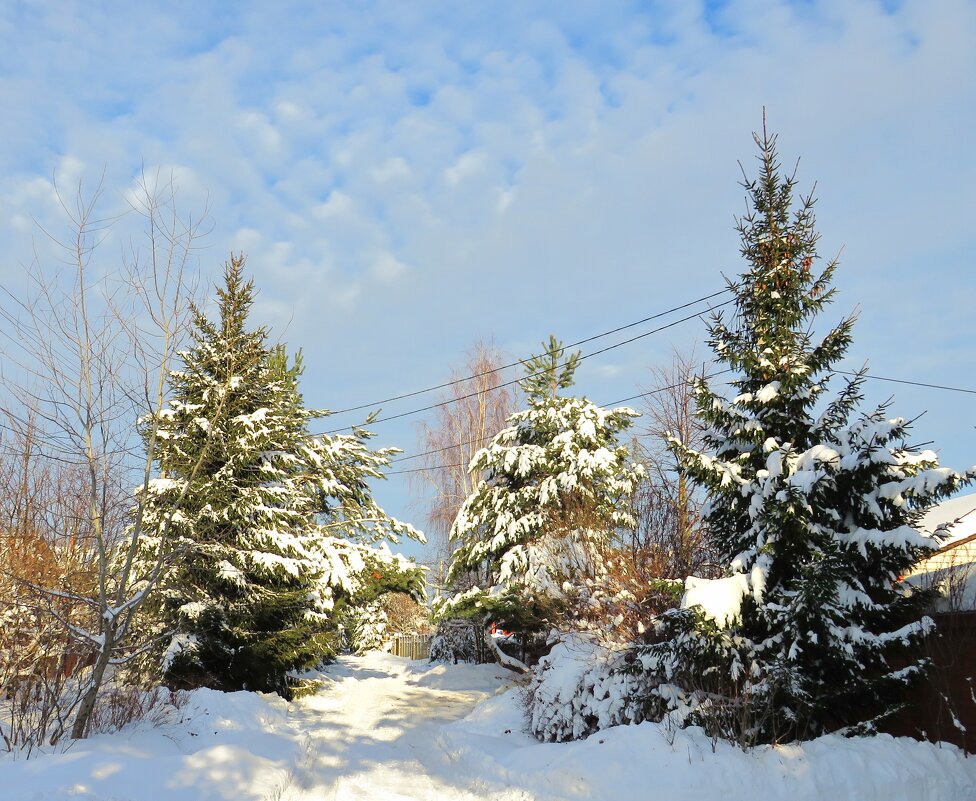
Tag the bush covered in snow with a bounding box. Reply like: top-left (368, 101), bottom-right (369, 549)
top-left (526, 635), bottom-right (652, 742)
top-left (428, 618), bottom-right (490, 664)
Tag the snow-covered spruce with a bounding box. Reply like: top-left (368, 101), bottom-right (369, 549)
top-left (131, 256), bottom-right (423, 696)
top-left (350, 598), bottom-right (391, 654)
top-left (347, 554), bottom-right (428, 654)
top-left (437, 336), bottom-right (643, 639)
top-left (635, 128), bottom-right (974, 744)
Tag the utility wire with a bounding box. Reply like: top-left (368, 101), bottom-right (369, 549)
top-left (387, 368), bottom-right (734, 466)
top-left (316, 299), bottom-right (736, 437)
top-left (384, 371), bottom-right (737, 475)
top-left (837, 370), bottom-right (976, 397)
top-left (382, 366), bottom-right (976, 476)
top-left (324, 287), bottom-right (734, 418)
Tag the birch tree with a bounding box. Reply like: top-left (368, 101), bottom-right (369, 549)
top-left (0, 170), bottom-right (208, 742)
top-left (414, 341), bottom-right (516, 595)
top-left (629, 348), bottom-right (712, 581)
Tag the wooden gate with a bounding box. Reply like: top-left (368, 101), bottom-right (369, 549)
top-left (390, 633), bottom-right (432, 660)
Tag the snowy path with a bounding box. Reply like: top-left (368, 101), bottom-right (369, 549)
top-left (273, 654), bottom-right (524, 800)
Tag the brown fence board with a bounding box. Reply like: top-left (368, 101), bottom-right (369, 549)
top-left (880, 611), bottom-right (976, 753)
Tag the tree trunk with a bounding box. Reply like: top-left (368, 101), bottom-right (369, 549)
top-left (70, 620), bottom-right (117, 740)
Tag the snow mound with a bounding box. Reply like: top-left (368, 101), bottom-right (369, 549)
top-left (681, 573), bottom-right (750, 628)
top-left (443, 685), bottom-right (976, 801)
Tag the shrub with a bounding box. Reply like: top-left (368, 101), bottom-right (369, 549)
top-left (428, 618), bottom-right (490, 664)
top-left (525, 635), bottom-right (653, 742)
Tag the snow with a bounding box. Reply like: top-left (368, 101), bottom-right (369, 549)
top-left (216, 560), bottom-right (246, 586)
top-left (755, 380), bottom-right (781, 403)
top-left (681, 573), bottom-right (750, 628)
top-left (4, 653), bottom-right (975, 800)
top-left (142, 477), bottom-right (182, 494)
top-left (447, 689), bottom-right (976, 801)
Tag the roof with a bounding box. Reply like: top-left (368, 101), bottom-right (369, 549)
top-left (909, 492), bottom-right (976, 612)
top-left (916, 492), bottom-right (976, 552)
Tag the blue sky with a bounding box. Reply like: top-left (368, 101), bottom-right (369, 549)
top-left (1, 1), bottom-right (974, 561)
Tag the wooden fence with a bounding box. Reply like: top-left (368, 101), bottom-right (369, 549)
top-left (390, 633), bottom-right (432, 660)
top-left (880, 611), bottom-right (976, 753)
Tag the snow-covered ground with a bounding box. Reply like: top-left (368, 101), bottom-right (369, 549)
top-left (2, 652), bottom-right (974, 800)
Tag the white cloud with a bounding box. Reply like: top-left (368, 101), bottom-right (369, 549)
top-left (370, 157), bottom-right (411, 184)
top-left (593, 363), bottom-right (624, 379)
top-left (312, 191), bottom-right (355, 220)
top-left (237, 110), bottom-right (282, 158)
top-left (495, 186), bottom-right (516, 216)
top-left (370, 251), bottom-right (407, 283)
top-left (274, 100), bottom-right (308, 123)
top-left (230, 227), bottom-right (263, 253)
top-left (443, 151), bottom-right (487, 187)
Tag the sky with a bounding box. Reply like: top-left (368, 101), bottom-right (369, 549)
top-left (0, 0), bottom-right (973, 562)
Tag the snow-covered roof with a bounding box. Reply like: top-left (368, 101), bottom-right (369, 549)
top-left (908, 492), bottom-right (976, 612)
top-left (916, 492), bottom-right (976, 551)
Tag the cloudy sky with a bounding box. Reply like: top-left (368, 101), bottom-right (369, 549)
top-left (1, 1), bottom-right (973, 560)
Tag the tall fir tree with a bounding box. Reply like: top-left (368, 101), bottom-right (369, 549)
top-left (134, 255), bottom-right (421, 696)
top-left (440, 336), bottom-right (643, 637)
top-left (642, 126), bottom-right (972, 742)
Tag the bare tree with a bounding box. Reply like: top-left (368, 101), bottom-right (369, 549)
top-left (0, 169), bottom-right (209, 744)
top-left (626, 348), bottom-right (715, 581)
top-left (0, 412), bottom-right (96, 753)
top-left (413, 341), bottom-right (517, 594)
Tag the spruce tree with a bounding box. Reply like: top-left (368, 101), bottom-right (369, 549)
top-left (135, 256), bottom-right (422, 696)
top-left (132, 257), bottom-right (330, 694)
top-left (441, 336), bottom-right (643, 637)
top-left (644, 126), bottom-right (971, 742)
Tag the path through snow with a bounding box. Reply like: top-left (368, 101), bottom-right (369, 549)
top-left (274, 654), bottom-right (526, 800)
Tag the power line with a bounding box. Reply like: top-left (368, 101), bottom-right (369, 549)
top-left (837, 370), bottom-right (976, 397)
top-left (324, 287), bottom-right (734, 419)
top-left (384, 371), bottom-right (737, 476)
top-left (382, 366), bottom-right (976, 477)
top-left (387, 368), bottom-right (734, 467)
top-left (316, 298), bottom-right (736, 437)
top-left (386, 461), bottom-right (464, 477)
top-left (0, 288), bottom-right (730, 472)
